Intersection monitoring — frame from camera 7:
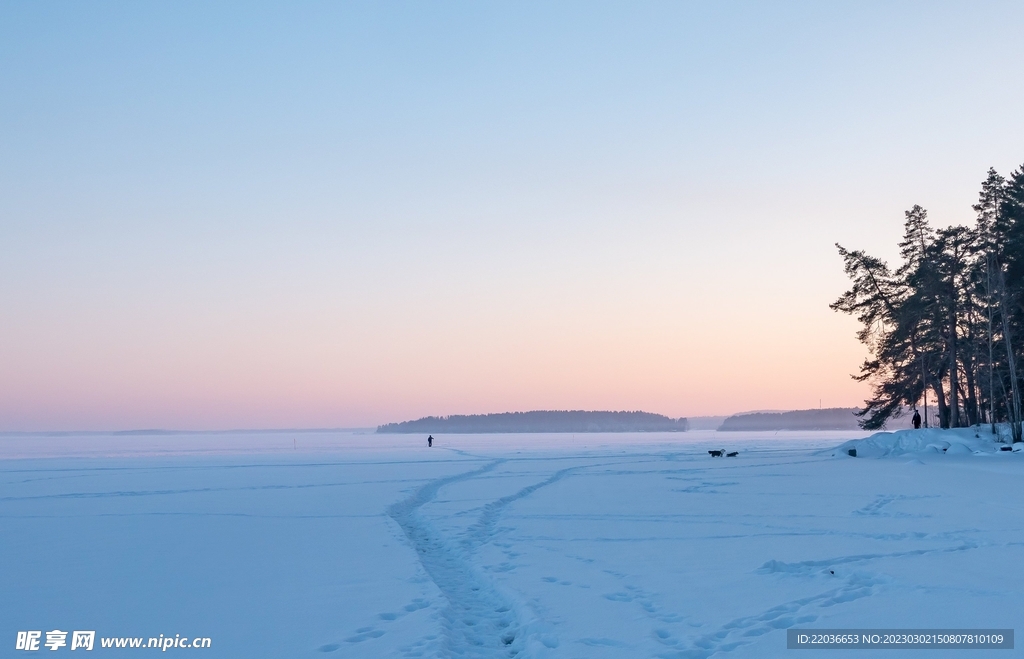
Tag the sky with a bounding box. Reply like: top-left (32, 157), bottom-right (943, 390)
top-left (2, 2), bottom-right (1024, 431)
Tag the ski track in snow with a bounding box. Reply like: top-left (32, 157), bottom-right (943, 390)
top-left (368, 459), bottom-right (593, 657)
top-left (656, 579), bottom-right (872, 659)
top-left (461, 466), bottom-right (582, 553)
top-left (377, 458), bottom-right (573, 657)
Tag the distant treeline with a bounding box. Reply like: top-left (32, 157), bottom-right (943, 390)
top-left (832, 163), bottom-right (1024, 440)
top-left (376, 410), bottom-right (689, 434)
top-left (718, 408), bottom-right (860, 431)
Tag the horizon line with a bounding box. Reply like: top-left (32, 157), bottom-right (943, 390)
top-left (0, 427), bottom-right (377, 437)
top-left (1, 407), bottom-right (863, 436)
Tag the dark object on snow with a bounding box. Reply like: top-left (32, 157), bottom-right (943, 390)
top-left (912, 410), bottom-right (921, 429)
top-left (427, 435), bottom-right (433, 447)
top-left (829, 570), bottom-right (835, 575)
top-left (847, 448), bottom-right (857, 457)
top-left (1001, 445), bottom-right (1012, 451)
top-left (708, 450), bottom-right (724, 457)
top-left (726, 451), bottom-right (738, 457)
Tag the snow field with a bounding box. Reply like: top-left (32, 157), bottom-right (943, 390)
top-left (1, 430), bottom-right (1021, 658)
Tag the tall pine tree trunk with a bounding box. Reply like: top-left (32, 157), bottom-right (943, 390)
top-left (963, 365), bottom-right (979, 426)
top-left (920, 355), bottom-right (929, 427)
top-left (933, 379), bottom-right (950, 429)
top-left (998, 269), bottom-right (1022, 442)
top-left (988, 255), bottom-right (997, 433)
top-left (949, 303), bottom-right (960, 428)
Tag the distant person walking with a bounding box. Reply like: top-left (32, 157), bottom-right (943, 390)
top-left (427, 435), bottom-right (433, 448)
top-left (912, 410), bottom-right (921, 429)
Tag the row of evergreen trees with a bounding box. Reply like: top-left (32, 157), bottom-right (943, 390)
top-left (832, 164), bottom-right (1024, 441)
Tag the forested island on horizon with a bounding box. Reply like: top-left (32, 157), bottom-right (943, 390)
top-left (376, 408), bottom-right (873, 433)
top-left (718, 408), bottom-right (861, 431)
top-left (376, 410), bottom-right (689, 433)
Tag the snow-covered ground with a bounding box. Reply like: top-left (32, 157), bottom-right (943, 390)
top-left (1, 429), bottom-right (1021, 658)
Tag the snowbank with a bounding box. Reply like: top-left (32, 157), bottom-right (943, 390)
top-left (830, 425), bottom-right (1022, 458)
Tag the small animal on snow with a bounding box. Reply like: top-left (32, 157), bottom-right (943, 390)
top-left (726, 451), bottom-right (738, 457)
top-left (708, 450), bottom-right (724, 457)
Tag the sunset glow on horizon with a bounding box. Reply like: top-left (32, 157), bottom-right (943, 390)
top-left (3, 2), bottom-right (1023, 431)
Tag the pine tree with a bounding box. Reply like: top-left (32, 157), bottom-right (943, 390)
top-left (995, 165), bottom-right (1024, 441)
top-left (971, 169), bottom-right (1005, 433)
top-left (833, 164), bottom-right (1024, 435)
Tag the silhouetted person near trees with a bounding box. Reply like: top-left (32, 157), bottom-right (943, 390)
top-left (427, 435), bottom-right (433, 447)
top-left (912, 410), bottom-right (921, 429)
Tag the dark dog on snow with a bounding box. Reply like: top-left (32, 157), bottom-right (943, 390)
top-left (726, 451), bottom-right (738, 457)
top-left (708, 450), bottom-right (724, 457)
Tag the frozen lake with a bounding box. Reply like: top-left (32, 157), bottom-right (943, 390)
top-left (1, 430), bottom-right (1021, 658)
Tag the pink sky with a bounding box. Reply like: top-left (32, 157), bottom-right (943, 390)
top-left (3, 3), bottom-right (1022, 430)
